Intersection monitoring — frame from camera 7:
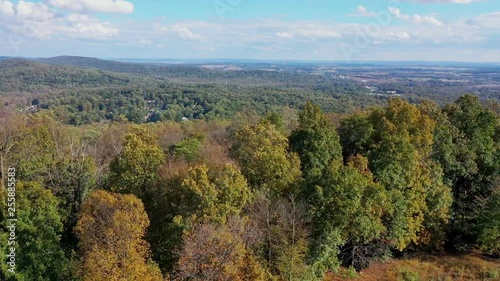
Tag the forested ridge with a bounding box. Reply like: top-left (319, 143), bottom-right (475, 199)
top-left (0, 92), bottom-right (499, 280)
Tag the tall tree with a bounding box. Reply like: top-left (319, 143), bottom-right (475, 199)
top-left (45, 153), bottom-right (97, 253)
top-left (0, 181), bottom-right (70, 281)
top-left (289, 102), bottom-right (342, 191)
top-left (308, 156), bottom-right (387, 274)
top-left (75, 190), bottom-right (162, 281)
top-left (108, 126), bottom-right (165, 198)
top-left (441, 95), bottom-right (499, 244)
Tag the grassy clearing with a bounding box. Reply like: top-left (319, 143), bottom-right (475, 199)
top-left (326, 254), bottom-right (500, 281)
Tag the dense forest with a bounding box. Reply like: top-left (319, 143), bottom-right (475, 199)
top-left (0, 59), bottom-right (389, 125)
top-left (0, 92), bottom-right (499, 280)
top-left (2, 57), bottom-right (498, 127)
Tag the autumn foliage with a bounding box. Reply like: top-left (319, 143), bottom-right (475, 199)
top-left (74, 190), bottom-right (163, 281)
top-left (0, 95), bottom-right (498, 280)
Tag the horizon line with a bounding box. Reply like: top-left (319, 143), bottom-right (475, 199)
top-left (1, 55), bottom-right (499, 65)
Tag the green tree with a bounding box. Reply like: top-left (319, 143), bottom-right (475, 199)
top-left (289, 102), bottom-right (342, 187)
top-left (337, 113), bottom-right (374, 161)
top-left (11, 119), bottom-right (57, 182)
top-left (441, 95), bottom-right (499, 244)
top-left (338, 98), bottom-right (452, 251)
top-left (308, 156), bottom-right (387, 274)
top-left (176, 164), bottom-right (251, 225)
top-left (477, 186), bottom-right (500, 256)
top-left (45, 154), bottom-right (97, 253)
top-left (108, 126), bottom-right (165, 198)
top-left (230, 119), bottom-right (301, 194)
top-left (169, 133), bottom-right (205, 163)
top-left (0, 181), bottom-right (70, 281)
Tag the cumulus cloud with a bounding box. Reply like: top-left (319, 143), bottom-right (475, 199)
top-left (17, 1), bottom-right (54, 20)
top-left (0, 1), bottom-right (119, 41)
top-left (389, 7), bottom-right (443, 26)
top-left (466, 12), bottom-right (500, 29)
top-left (48, 0), bottom-right (134, 14)
top-left (0, 0), bottom-right (14, 16)
top-left (358, 6), bottom-right (367, 14)
top-left (65, 14), bottom-right (118, 38)
top-left (412, 14), bottom-right (444, 26)
top-left (388, 7), bottom-right (410, 20)
top-left (156, 24), bottom-right (203, 40)
top-left (0, 1), bottom-right (54, 20)
top-left (350, 5), bottom-right (376, 17)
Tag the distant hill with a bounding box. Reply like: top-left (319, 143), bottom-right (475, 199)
top-left (0, 56), bottom-right (11, 60)
top-left (0, 59), bottom-right (143, 93)
top-left (37, 56), bottom-right (133, 71)
top-left (35, 56), bottom-right (206, 78)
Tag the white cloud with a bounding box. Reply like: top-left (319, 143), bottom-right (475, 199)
top-left (350, 5), bottom-right (376, 17)
top-left (276, 32), bottom-right (293, 38)
top-left (1, 7), bottom-right (497, 62)
top-left (390, 31), bottom-right (411, 39)
top-left (358, 5), bottom-right (367, 14)
top-left (388, 7), bottom-right (410, 20)
top-left (389, 8), bottom-right (443, 26)
top-left (48, 0), bottom-right (134, 14)
top-left (0, 0), bottom-right (14, 16)
top-left (170, 25), bottom-right (202, 40)
top-left (16, 0), bottom-right (54, 21)
top-left (0, 1), bottom-right (54, 20)
top-left (412, 14), bottom-right (444, 26)
top-left (65, 14), bottom-right (118, 38)
top-left (275, 24), bottom-right (342, 40)
top-left (0, 2), bottom-right (119, 41)
top-left (467, 12), bottom-right (500, 29)
top-left (296, 27), bottom-right (342, 39)
top-left (156, 24), bottom-right (203, 40)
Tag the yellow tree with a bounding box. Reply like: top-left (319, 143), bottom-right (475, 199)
top-left (108, 126), bottom-right (165, 198)
top-left (75, 190), bottom-right (163, 281)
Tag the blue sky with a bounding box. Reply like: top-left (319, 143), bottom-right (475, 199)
top-left (0, 0), bottom-right (499, 61)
